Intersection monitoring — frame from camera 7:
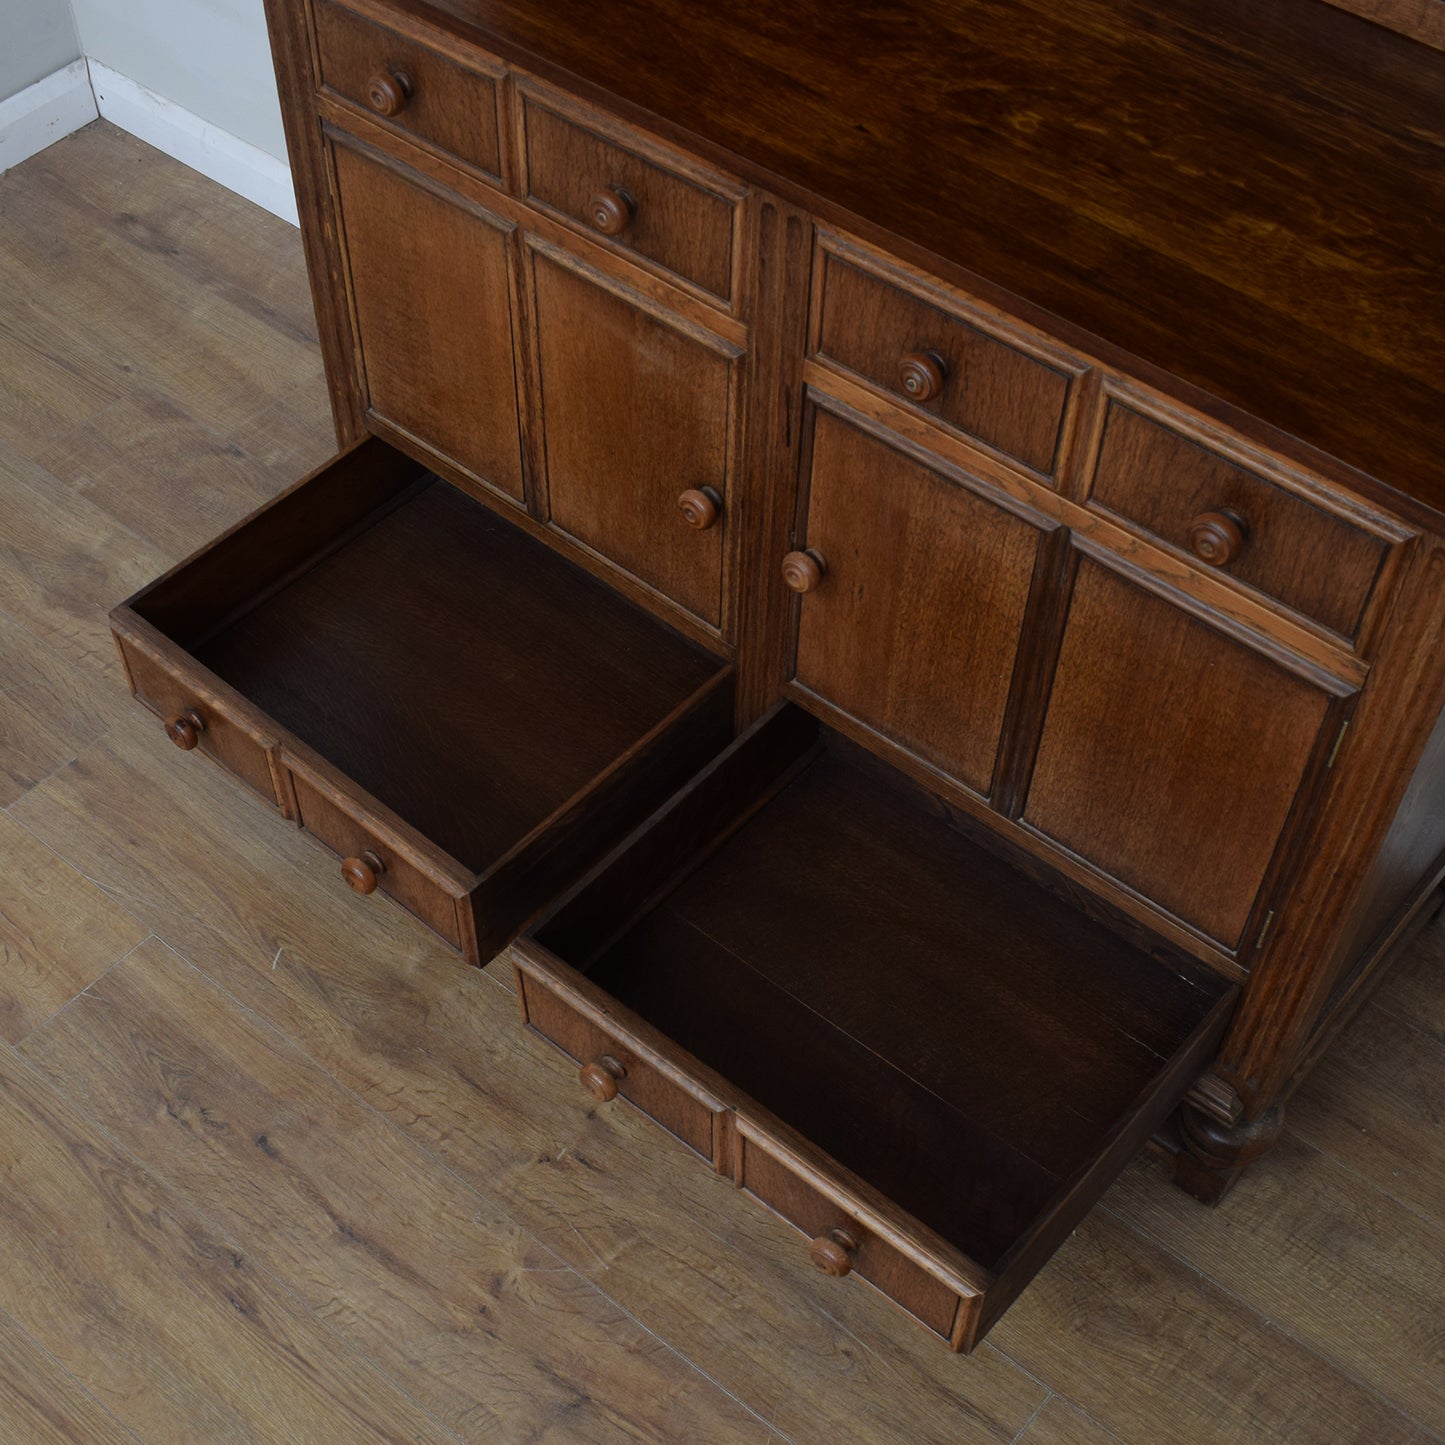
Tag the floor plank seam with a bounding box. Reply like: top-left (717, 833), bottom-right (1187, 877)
top-left (11, 933), bottom-right (158, 1050)
top-left (1007, 1390), bottom-right (1053, 1444)
top-left (159, 934), bottom-right (794, 1441)
top-left (4, 1030), bottom-right (474, 1445)
top-left (1096, 1192), bottom-right (1445, 1440)
top-left (1281, 1121), bottom-right (1445, 1237)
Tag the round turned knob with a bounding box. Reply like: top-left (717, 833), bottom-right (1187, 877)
top-left (364, 69), bottom-right (414, 117)
top-left (781, 549), bottom-right (826, 594)
top-left (898, 350), bottom-right (947, 403)
top-left (809, 1227), bottom-right (860, 1278)
top-left (586, 186), bottom-right (635, 237)
top-left (1187, 508), bottom-right (1249, 567)
top-left (678, 487), bottom-right (723, 530)
top-left (163, 710), bottom-right (205, 751)
top-left (340, 850), bottom-right (385, 896)
top-left (579, 1054), bottom-right (626, 1103)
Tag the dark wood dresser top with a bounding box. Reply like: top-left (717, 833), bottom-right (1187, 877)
top-left (406, 0), bottom-right (1445, 516)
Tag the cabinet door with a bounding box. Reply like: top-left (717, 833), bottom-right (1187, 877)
top-left (531, 249), bottom-right (733, 629)
top-left (331, 140), bottom-right (523, 501)
top-left (792, 407), bottom-right (1045, 796)
top-left (1022, 557), bottom-right (1339, 950)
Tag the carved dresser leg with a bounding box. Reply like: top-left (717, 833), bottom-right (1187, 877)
top-left (1172, 1102), bottom-right (1285, 1206)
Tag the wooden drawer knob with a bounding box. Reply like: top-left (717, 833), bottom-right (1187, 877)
top-left (1188, 509), bottom-right (1249, 567)
top-left (678, 487), bottom-right (723, 530)
top-left (898, 350), bottom-right (947, 403)
top-left (163, 710), bottom-right (205, 751)
top-left (809, 1227), bottom-right (860, 1278)
top-left (586, 186), bottom-right (635, 236)
top-left (781, 549), bottom-right (826, 594)
top-left (579, 1054), bottom-right (626, 1102)
top-left (340, 850), bottom-right (385, 895)
top-left (365, 70), bottom-right (414, 117)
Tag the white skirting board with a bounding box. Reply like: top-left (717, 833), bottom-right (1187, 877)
top-left (0, 60), bottom-right (99, 174)
top-left (0, 58), bottom-right (298, 227)
top-left (87, 62), bottom-right (298, 226)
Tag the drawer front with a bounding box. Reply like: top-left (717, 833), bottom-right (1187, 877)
top-left (1088, 399), bottom-right (1390, 639)
top-left (737, 1124), bottom-right (964, 1341)
top-left (814, 248), bottom-right (1074, 477)
top-left (117, 628), bottom-right (280, 806)
top-left (314, 0), bottom-right (503, 180)
top-left (522, 93), bottom-right (739, 305)
top-left (289, 768), bottom-right (464, 950)
top-left (516, 964), bottom-right (719, 1161)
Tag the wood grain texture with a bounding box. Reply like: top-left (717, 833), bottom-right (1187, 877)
top-left (1023, 556), bottom-right (1335, 948)
top-left (992, 1200), bottom-right (1436, 1445)
top-left (1108, 1144), bottom-right (1445, 1433)
top-left (793, 405), bottom-right (1043, 794)
top-left (0, 814), bottom-right (146, 1046)
top-left (315, 0), bottom-right (504, 179)
top-left (814, 247), bottom-right (1073, 476)
top-left (1016, 1398), bottom-right (1123, 1445)
top-left (413, 0), bottom-right (1445, 514)
top-left (521, 90), bottom-right (739, 304)
top-left (0, 1310), bottom-right (137, 1445)
top-left (19, 938), bottom-right (774, 1442)
top-left (331, 138), bottom-right (525, 499)
top-left (9, 722), bottom-right (1048, 1444)
top-left (530, 245), bottom-right (732, 627)
top-left (0, 1041), bottom-right (459, 1443)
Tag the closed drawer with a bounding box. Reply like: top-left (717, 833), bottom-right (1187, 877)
top-left (111, 436), bottom-right (734, 965)
top-left (516, 705), bottom-right (1236, 1351)
top-left (514, 959), bottom-right (723, 1163)
top-left (736, 1119), bottom-right (965, 1341)
top-left (112, 615), bottom-right (281, 807)
top-left (812, 244), bottom-right (1077, 477)
top-left (289, 765), bottom-right (465, 950)
top-left (520, 87), bottom-right (741, 306)
top-left (314, 0), bottom-right (504, 181)
top-left (1087, 396), bottom-right (1393, 639)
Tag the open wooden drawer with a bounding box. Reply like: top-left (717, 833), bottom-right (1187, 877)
top-left (110, 438), bottom-right (734, 961)
top-left (511, 706), bottom-right (1236, 1350)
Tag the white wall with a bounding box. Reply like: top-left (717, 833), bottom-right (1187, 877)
top-left (1, 0), bottom-right (83, 100)
top-left (69, 0), bottom-right (287, 160)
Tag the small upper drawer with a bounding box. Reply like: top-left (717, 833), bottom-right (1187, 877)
top-left (1087, 397), bottom-right (1394, 640)
top-left (812, 245), bottom-right (1078, 478)
top-left (520, 89), bottom-right (742, 306)
top-left (313, 0), bottom-right (504, 181)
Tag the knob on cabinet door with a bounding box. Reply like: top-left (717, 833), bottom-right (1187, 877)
top-left (365, 70), bottom-right (414, 117)
top-left (579, 1054), bottom-right (627, 1102)
top-left (809, 1227), bottom-right (860, 1277)
top-left (586, 186), bottom-right (635, 236)
top-left (1187, 508), bottom-right (1250, 567)
top-left (781, 549), bottom-right (826, 594)
top-left (340, 850), bottom-right (386, 895)
top-left (898, 350), bottom-right (947, 403)
top-left (163, 710), bottom-right (205, 751)
top-left (678, 487), bottom-right (723, 530)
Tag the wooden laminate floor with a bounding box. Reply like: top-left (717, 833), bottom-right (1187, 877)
top-left (0, 122), bottom-right (1441, 1444)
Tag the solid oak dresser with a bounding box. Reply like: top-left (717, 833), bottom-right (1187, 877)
top-left (110, 0), bottom-right (1445, 1350)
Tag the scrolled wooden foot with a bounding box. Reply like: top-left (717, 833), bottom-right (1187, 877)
top-left (1173, 1101), bottom-right (1284, 1206)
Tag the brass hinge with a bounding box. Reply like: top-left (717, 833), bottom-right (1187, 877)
top-left (1255, 908), bottom-right (1276, 950)
top-left (1326, 719), bottom-right (1350, 769)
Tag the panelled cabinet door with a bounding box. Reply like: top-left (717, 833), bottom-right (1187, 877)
top-left (330, 139), bottom-right (524, 501)
top-left (1022, 557), bottom-right (1343, 951)
top-left (530, 247), bottom-right (734, 630)
top-left (791, 405), bottom-right (1046, 796)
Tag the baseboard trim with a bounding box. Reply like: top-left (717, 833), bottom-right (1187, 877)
top-left (0, 60), bottom-right (99, 173)
top-left (87, 60), bottom-right (298, 226)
